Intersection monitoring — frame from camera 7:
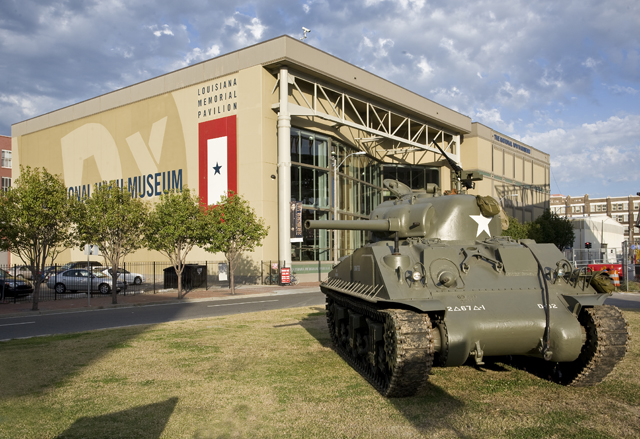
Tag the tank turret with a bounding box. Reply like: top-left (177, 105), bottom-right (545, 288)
top-left (309, 180), bottom-right (628, 397)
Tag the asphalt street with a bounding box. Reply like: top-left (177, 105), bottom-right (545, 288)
top-left (1, 291), bottom-right (638, 342)
top-left (0, 290), bottom-right (325, 341)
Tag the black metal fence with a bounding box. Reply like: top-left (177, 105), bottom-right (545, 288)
top-left (0, 261), bottom-right (227, 304)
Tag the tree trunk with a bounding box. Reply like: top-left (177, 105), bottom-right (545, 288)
top-left (31, 261), bottom-right (41, 311)
top-left (31, 279), bottom-right (40, 311)
top-left (177, 265), bottom-right (183, 299)
top-left (229, 258), bottom-right (235, 295)
top-left (111, 262), bottom-right (118, 304)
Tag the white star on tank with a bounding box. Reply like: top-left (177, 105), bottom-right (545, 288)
top-left (470, 215), bottom-right (492, 237)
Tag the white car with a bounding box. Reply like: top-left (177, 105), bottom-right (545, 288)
top-left (101, 268), bottom-right (145, 285)
top-left (47, 269), bottom-right (124, 294)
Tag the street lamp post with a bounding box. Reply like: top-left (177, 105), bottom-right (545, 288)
top-left (332, 151), bottom-right (366, 264)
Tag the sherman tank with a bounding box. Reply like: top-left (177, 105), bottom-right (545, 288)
top-left (306, 179), bottom-right (629, 397)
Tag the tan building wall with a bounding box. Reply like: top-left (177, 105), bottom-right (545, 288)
top-left (462, 123), bottom-right (550, 223)
top-left (12, 68), bottom-right (277, 266)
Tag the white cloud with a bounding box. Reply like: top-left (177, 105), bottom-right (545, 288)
top-left (471, 108), bottom-right (514, 133)
top-left (417, 56), bottom-right (433, 77)
top-left (522, 115), bottom-right (640, 196)
top-left (224, 14), bottom-right (266, 46)
top-left (607, 84), bottom-right (638, 95)
top-left (149, 24), bottom-right (174, 37)
top-left (497, 82), bottom-right (530, 107)
top-left (360, 37), bottom-right (394, 58)
top-left (582, 57), bottom-right (599, 69)
top-left (171, 44), bottom-right (221, 69)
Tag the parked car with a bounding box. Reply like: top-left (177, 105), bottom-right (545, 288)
top-left (12, 265), bottom-right (41, 280)
top-left (0, 268), bottom-right (34, 299)
top-left (59, 261), bottom-right (105, 271)
top-left (46, 269), bottom-right (124, 295)
top-left (101, 268), bottom-right (146, 285)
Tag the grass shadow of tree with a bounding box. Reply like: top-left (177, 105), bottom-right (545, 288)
top-left (298, 309), bottom-right (472, 438)
top-left (54, 397), bottom-right (178, 439)
top-left (0, 326), bottom-right (149, 400)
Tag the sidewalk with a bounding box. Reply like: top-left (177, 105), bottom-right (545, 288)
top-left (0, 282), bottom-right (322, 318)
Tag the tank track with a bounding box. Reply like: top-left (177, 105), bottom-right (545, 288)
top-left (554, 305), bottom-right (629, 386)
top-left (505, 305), bottom-right (629, 386)
top-left (324, 289), bottom-right (434, 397)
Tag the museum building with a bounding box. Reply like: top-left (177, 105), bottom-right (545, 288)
top-left (10, 35), bottom-right (549, 281)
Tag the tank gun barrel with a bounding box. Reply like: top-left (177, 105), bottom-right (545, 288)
top-left (305, 219), bottom-right (401, 232)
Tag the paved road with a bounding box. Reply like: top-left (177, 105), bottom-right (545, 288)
top-left (0, 290), bottom-right (326, 341)
top-left (1, 291), bottom-right (638, 342)
top-left (604, 292), bottom-right (640, 310)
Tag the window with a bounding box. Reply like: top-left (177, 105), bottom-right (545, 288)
top-left (1, 177), bottom-right (10, 192)
top-left (382, 164), bottom-right (440, 200)
top-left (1, 150), bottom-right (10, 168)
top-left (290, 127), bottom-right (383, 261)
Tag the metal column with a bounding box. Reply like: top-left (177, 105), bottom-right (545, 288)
top-left (277, 67), bottom-right (292, 269)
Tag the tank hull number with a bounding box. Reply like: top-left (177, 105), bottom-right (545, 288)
top-left (447, 305), bottom-right (485, 312)
top-left (537, 304), bottom-right (558, 309)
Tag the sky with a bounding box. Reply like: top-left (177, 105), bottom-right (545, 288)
top-left (0, 0), bottom-right (639, 198)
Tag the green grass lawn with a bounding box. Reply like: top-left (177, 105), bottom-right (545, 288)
top-left (1, 306), bottom-right (638, 439)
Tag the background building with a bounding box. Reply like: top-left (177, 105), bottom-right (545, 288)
top-left (462, 123), bottom-right (550, 223)
top-left (10, 36), bottom-right (548, 281)
top-left (551, 194), bottom-right (640, 245)
top-left (0, 134), bottom-right (11, 265)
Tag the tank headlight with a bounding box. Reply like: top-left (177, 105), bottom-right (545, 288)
top-left (411, 271), bottom-right (422, 281)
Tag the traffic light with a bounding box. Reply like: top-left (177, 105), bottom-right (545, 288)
top-left (585, 242), bottom-right (592, 249)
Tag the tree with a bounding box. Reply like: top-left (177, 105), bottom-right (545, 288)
top-left (145, 188), bottom-right (206, 299)
top-left (502, 215), bottom-right (531, 240)
top-left (74, 182), bottom-right (148, 304)
top-left (203, 192), bottom-right (269, 295)
top-left (528, 209), bottom-right (575, 251)
top-left (0, 167), bottom-right (75, 310)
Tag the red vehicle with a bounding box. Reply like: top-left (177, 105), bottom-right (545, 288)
top-left (588, 263), bottom-right (624, 280)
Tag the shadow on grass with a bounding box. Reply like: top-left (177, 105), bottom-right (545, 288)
top-left (0, 326), bottom-right (150, 400)
top-left (299, 309), bottom-right (470, 438)
top-left (54, 397), bottom-right (178, 439)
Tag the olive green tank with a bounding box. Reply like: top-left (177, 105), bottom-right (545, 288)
top-left (306, 180), bottom-right (629, 397)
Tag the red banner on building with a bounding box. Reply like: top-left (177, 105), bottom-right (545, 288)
top-left (198, 115), bottom-right (237, 206)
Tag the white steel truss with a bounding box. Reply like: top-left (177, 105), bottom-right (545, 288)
top-left (272, 72), bottom-right (461, 167)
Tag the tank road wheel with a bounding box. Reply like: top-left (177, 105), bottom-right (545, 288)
top-left (553, 305), bottom-right (629, 386)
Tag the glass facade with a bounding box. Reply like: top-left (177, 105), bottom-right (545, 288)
top-left (290, 127), bottom-right (384, 261)
top-left (382, 164), bottom-right (439, 200)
